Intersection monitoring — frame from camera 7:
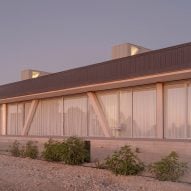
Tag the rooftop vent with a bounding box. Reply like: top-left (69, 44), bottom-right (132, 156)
top-left (21, 69), bottom-right (51, 80)
top-left (112, 43), bottom-right (151, 59)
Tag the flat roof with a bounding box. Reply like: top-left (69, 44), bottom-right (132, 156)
top-left (0, 42), bottom-right (191, 100)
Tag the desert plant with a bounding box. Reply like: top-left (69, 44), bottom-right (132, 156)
top-left (61, 137), bottom-right (90, 165)
top-left (10, 140), bottom-right (21, 157)
top-left (23, 141), bottom-right (39, 159)
top-left (105, 145), bottom-right (144, 175)
top-left (42, 137), bottom-right (90, 165)
top-left (10, 140), bottom-right (38, 159)
top-left (149, 151), bottom-right (187, 181)
top-left (42, 139), bottom-right (66, 161)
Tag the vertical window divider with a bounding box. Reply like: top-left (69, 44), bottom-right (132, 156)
top-left (63, 96), bottom-right (65, 136)
top-left (185, 82), bottom-right (188, 138)
top-left (131, 89), bottom-right (133, 138)
top-left (117, 90), bottom-right (120, 137)
top-left (16, 104), bottom-right (18, 135)
top-left (87, 94), bottom-right (89, 137)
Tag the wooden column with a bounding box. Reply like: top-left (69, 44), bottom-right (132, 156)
top-left (156, 83), bottom-right (164, 138)
top-left (87, 92), bottom-right (112, 137)
top-left (1, 104), bottom-right (7, 135)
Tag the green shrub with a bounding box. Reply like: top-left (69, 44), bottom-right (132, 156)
top-left (149, 151), bottom-right (187, 181)
top-left (105, 145), bottom-right (144, 175)
top-left (23, 141), bottom-right (38, 159)
top-left (42, 139), bottom-right (66, 161)
top-left (10, 140), bottom-right (38, 159)
top-left (10, 140), bottom-right (21, 157)
top-left (62, 137), bottom-right (90, 165)
top-left (42, 137), bottom-right (90, 165)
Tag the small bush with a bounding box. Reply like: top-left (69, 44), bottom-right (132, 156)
top-left (10, 140), bottom-right (20, 157)
top-left (149, 151), bottom-right (187, 181)
top-left (42, 139), bottom-right (67, 162)
top-left (105, 145), bottom-right (144, 175)
top-left (42, 137), bottom-right (90, 165)
top-left (10, 140), bottom-right (38, 159)
top-left (62, 137), bottom-right (89, 165)
top-left (23, 141), bottom-right (38, 159)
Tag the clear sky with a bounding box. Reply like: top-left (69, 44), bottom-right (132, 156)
top-left (0, 0), bottom-right (191, 85)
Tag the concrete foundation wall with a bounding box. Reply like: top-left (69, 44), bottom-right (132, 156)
top-left (0, 136), bottom-right (190, 183)
top-left (0, 136), bottom-right (191, 183)
top-left (90, 138), bottom-right (191, 183)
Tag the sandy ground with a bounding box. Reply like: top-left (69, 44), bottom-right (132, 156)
top-left (0, 155), bottom-right (190, 191)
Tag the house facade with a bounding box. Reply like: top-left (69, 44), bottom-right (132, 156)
top-left (0, 42), bottom-right (191, 181)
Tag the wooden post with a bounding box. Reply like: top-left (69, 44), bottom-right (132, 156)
top-left (1, 104), bottom-right (7, 135)
top-left (22, 100), bottom-right (38, 136)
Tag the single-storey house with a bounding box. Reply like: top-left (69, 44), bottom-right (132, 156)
top-left (0, 42), bottom-right (191, 181)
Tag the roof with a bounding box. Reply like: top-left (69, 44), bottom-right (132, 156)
top-left (0, 42), bottom-right (191, 100)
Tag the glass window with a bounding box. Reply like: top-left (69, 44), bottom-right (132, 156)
top-left (29, 98), bottom-right (63, 136)
top-left (64, 95), bottom-right (87, 136)
top-left (133, 88), bottom-right (157, 138)
top-left (188, 85), bottom-right (191, 138)
top-left (164, 84), bottom-right (187, 138)
top-left (88, 103), bottom-right (104, 137)
top-left (119, 90), bottom-right (132, 137)
top-left (97, 91), bottom-right (119, 136)
top-left (7, 103), bottom-right (24, 135)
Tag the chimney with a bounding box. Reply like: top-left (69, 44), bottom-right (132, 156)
top-left (112, 43), bottom-right (150, 59)
top-left (21, 69), bottom-right (51, 80)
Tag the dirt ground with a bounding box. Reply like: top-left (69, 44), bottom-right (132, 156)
top-left (0, 155), bottom-right (190, 191)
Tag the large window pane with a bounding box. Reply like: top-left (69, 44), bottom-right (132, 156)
top-left (164, 84), bottom-right (187, 138)
top-left (97, 91), bottom-right (119, 136)
top-left (64, 95), bottom-right (87, 136)
top-left (7, 103), bottom-right (24, 135)
top-left (119, 90), bottom-right (132, 137)
top-left (133, 88), bottom-right (156, 138)
top-left (88, 103), bottom-right (104, 137)
top-left (188, 85), bottom-right (191, 138)
top-left (0, 105), bottom-right (2, 135)
top-left (29, 98), bottom-right (63, 136)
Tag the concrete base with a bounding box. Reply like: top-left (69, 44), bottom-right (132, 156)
top-left (0, 136), bottom-right (191, 183)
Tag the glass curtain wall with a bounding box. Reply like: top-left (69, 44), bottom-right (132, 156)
top-left (119, 90), bottom-right (133, 137)
top-left (7, 103), bottom-right (24, 135)
top-left (29, 98), bottom-right (63, 136)
top-left (96, 87), bottom-right (157, 138)
top-left (164, 83), bottom-right (191, 139)
top-left (97, 91), bottom-right (119, 136)
top-left (5, 86), bottom-right (158, 138)
top-left (64, 95), bottom-right (88, 137)
top-left (0, 105), bottom-right (2, 135)
top-left (133, 88), bottom-right (157, 138)
top-left (88, 103), bottom-right (104, 137)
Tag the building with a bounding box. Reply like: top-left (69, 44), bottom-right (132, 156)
top-left (0, 42), bottom-right (191, 181)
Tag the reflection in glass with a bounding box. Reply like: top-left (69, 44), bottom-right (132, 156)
top-left (119, 90), bottom-right (132, 137)
top-left (97, 91), bottom-right (119, 136)
top-left (164, 85), bottom-right (186, 138)
top-left (133, 88), bottom-right (156, 138)
top-left (64, 96), bottom-right (87, 136)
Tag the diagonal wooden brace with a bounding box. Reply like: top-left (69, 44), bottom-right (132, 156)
top-left (22, 100), bottom-right (39, 136)
top-left (87, 92), bottom-right (112, 137)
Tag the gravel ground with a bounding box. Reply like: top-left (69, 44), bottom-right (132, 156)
top-left (0, 155), bottom-right (190, 191)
